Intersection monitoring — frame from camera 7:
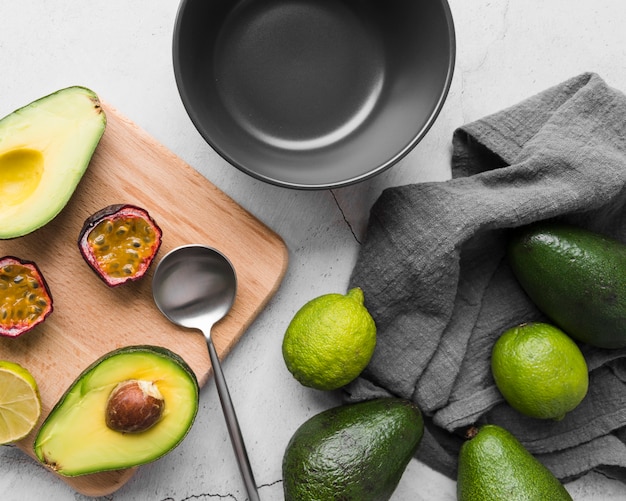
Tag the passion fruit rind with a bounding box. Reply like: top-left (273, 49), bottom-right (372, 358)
top-left (78, 204), bottom-right (163, 287)
top-left (0, 256), bottom-right (53, 338)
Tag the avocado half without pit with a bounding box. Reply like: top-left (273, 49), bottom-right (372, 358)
top-left (0, 86), bottom-right (106, 240)
top-left (0, 256), bottom-right (53, 337)
top-left (33, 345), bottom-right (199, 476)
top-left (78, 204), bottom-right (162, 287)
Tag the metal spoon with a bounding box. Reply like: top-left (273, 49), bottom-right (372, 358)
top-left (152, 244), bottom-right (259, 501)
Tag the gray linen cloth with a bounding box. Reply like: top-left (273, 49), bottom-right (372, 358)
top-left (347, 72), bottom-right (626, 483)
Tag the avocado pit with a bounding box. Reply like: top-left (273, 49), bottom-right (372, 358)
top-left (105, 379), bottom-right (165, 433)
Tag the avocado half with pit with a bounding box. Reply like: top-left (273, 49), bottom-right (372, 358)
top-left (34, 345), bottom-right (199, 476)
top-left (0, 86), bottom-right (106, 239)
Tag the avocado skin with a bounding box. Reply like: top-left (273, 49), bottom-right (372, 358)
top-left (508, 222), bottom-right (626, 348)
top-left (282, 398), bottom-right (424, 501)
top-left (457, 425), bottom-right (572, 501)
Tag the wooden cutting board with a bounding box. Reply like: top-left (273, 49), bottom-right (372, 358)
top-left (0, 102), bottom-right (288, 496)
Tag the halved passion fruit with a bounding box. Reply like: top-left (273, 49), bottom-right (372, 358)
top-left (0, 256), bottom-right (53, 337)
top-left (78, 204), bottom-right (162, 287)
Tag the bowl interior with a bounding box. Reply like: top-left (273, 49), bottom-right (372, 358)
top-left (173, 0), bottom-right (455, 189)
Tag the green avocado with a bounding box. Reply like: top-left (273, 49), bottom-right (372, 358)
top-left (457, 425), bottom-right (572, 500)
top-left (0, 86), bottom-right (106, 239)
top-left (508, 222), bottom-right (626, 348)
top-left (282, 398), bottom-right (424, 501)
top-left (33, 345), bottom-right (199, 476)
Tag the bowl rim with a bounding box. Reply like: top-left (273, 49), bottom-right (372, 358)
top-left (172, 0), bottom-right (457, 190)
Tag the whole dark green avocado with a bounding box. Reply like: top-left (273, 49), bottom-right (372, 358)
top-left (457, 425), bottom-right (572, 500)
top-left (282, 398), bottom-right (424, 501)
top-left (508, 222), bottom-right (626, 348)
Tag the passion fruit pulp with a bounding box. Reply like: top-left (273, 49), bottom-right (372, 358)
top-left (78, 204), bottom-right (162, 287)
top-left (0, 256), bottom-right (53, 337)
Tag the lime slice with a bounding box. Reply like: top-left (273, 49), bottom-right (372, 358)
top-left (0, 360), bottom-right (42, 443)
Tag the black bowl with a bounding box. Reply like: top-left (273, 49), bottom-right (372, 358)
top-left (173, 0), bottom-right (455, 189)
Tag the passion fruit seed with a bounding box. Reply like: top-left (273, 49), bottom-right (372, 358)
top-left (0, 257), bottom-right (53, 337)
top-left (105, 379), bottom-right (165, 434)
top-left (88, 218), bottom-right (156, 279)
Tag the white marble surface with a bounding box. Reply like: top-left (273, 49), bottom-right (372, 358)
top-left (2, 1), bottom-right (626, 499)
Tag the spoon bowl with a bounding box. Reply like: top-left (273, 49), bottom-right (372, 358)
top-left (152, 244), bottom-right (259, 501)
top-left (152, 245), bottom-right (236, 329)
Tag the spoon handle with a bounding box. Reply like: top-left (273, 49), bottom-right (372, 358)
top-left (206, 336), bottom-right (260, 501)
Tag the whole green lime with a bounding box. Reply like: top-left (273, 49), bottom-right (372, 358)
top-left (491, 322), bottom-right (589, 420)
top-left (282, 287), bottom-right (376, 390)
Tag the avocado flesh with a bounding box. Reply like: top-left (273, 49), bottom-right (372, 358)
top-left (0, 86), bottom-right (106, 239)
top-left (457, 425), bottom-right (572, 500)
top-left (508, 222), bottom-right (626, 348)
top-left (33, 346), bottom-right (199, 476)
top-left (282, 398), bottom-right (424, 501)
